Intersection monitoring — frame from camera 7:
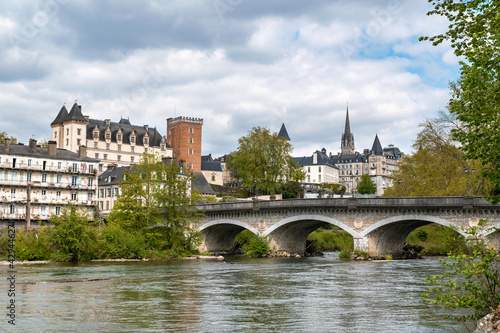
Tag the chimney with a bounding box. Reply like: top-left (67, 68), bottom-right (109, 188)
top-left (4, 138), bottom-right (10, 151)
top-left (78, 145), bottom-right (87, 158)
top-left (29, 138), bottom-right (37, 152)
top-left (48, 141), bottom-right (57, 156)
top-left (105, 119), bottom-right (110, 126)
top-left (144, 125), bottom-right (149, 132)
top-left (162, 157), bottom-right (173, 166)
top-left (84, 116), bottom-right (89, 121)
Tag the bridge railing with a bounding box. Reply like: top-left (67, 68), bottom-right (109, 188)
top-left (197, 196), bottom-right (499, 213)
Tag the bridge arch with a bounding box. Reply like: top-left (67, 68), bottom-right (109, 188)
top-left (361, 215), bottom-right (468, 255)
top-left (264, 215), bottom-right (359, 254)
top-left (198, 219), bottom-right (259, 253)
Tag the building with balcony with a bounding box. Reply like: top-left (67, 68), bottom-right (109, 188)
top-left (0, 138), bottom-right (98, 226)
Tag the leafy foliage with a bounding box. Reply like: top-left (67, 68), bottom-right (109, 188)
top-left (108, 153), bottom-right (203, 251)
top-left (383, 114), bottom-right (490, 197)
top-left (423, 219), bottom-right (500, 322)
top-left (226, 127), bottom-right (295, 195)
top-left (421, 0), bottom-right (500, 204)
top-left (0, 131), bottom-right (17, 144)
top-left (320, 183), bottom-right (347, 196)
top-left (49, 205), bottom-right (98, 262)
top-left (235, 230), bottom-right (270, 257)
top-left (12, 228), bottom-right (52, 261)
top-left (356, 174), bottom-right (377, 195)
top-left (307, 226), bottom-right (353, 252)
top-left (282, 181), bottom-right (303, 199)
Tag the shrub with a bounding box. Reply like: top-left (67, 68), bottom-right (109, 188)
top-left (14, 228), bottom-right (52, 261)
top-left (98, 224), bottom-right (146, 259)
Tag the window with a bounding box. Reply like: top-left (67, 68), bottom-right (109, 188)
top-left (189, 127), bottom-right (194, 134)
top-left (117, 144), bottom-right (121, 151)
top-left (188, 137), bottom-right (193, 144)
top-left (212, 175), bottom-right (216, 181)
top-left (89, 165), bottom-right (94, 172)
top-left (89, 177), bottom-right (94, 187)
top-left (27, 159), bottom-right (32, 167)
top-left (54, 131), bottom-right (57, 139)
top-left (72, 163), bottom-right (78, 172)
top-left (130, 136), bottom-right (135, 144)
top-left (106, 201), bottom-right (110, 210)
top-left (57, 175), bottom-right (62, 184)
top-left (188, 163), bottom-right (193, 170)
top-left (42, 161), bottom-right (47, 170)
top-left (131, 156), bottom-right (135, 163)
top-left (41, 190), bottom-right (47, 199)
top-left (88, 192), bottom-right (94, 201)
top-left (113, 188), bottom-right (119, 197)
top-left (66, 139), bottom-right (69, 146)
top-left (144, 148), bottom-right (148, 154)
top-left (11, 189), bottom-right (16, 199)
top-left (106, 188), bottom-right (111, 198)
top-left (99, 164), bottom-right (103, 171)
top-left (131, 146), bottom-right (135, 152)
top-left (99, 188), bottom-right (104, 198)
top-left (319, 175), bottom-right (322, 182)
top-left (27, 172), bottom-right (32, 182)
top-left (117, 155), bottom-right (121, 161)
top-left (117, 134), bottom-right (122, 141)
top-left (71, 176), bottom-right (78, 187)
top-left (94, 142), bottom-right (98, 148)
top-left (77, 128), bottom-right (81, 135)
top-left (12, 158), bottom-right (16, 168)
top-left (56, 191), bottom-right (61, 200)
top-left (99, 201), bottom-right (103, 210)
top-left (77, 139), bottom-right (81, 146)
top-left (106, 143), bottom-right (110, 150)
top-left (188, 149), bottom-right (193, 155)
top-left (71, 192), bottom-right (77, 201)
top-left (55, 206), bottom-right (61, 215)
top-left (66, 129), bottom-right (69, 135)
top-left (105, 132), bottom-right (111, 140)
top-left (103, 154), bottom-right (107, 160)
top-left (95, 153), bottom-right (99, 159)
top-left (11, 172), bottom-right (16, 182)
top-left (57, 162), bottom-right (62, 169)
top-left (41, 174), bottom-right (47, 183)
top-left (319, 166), bottom-right (322, 173)
top-left (307, 167), bottom-right (310, 173)
top-left (144, 138), bottom-right (149, 145)
top-left (9, 205), bottom-right (15, 214)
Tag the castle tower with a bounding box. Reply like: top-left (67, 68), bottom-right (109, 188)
top-left (340, 107), bottom-right (355, 155)
top-left (50, 103), bottom-right (88, 152)
top-left (166, 116), bottom-right (203, 172)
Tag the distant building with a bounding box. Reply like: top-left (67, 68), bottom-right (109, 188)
top-left (97, 164), bottom-right (129, 216)
top-left (167, 116), bottom-right (203, 172)
top-left (0, 138), bottom-right (98, 226)
top-left (50, 103), bottom-right (173, 172)
top-left (201, 154), bottom-right (224, 186)
top-left (294, 148), bottom-right (339, 185)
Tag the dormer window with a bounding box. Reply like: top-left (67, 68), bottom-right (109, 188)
top-left (117, 134), bottom-right (122, 142)
top-left (105, 131), bottom-right (111, 141)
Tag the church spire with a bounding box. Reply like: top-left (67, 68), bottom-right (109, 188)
top-left (341, 106), bottom-right (355, 155)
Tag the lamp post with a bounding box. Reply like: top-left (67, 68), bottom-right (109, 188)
top-left (465, 167), bottom-right (470, 196)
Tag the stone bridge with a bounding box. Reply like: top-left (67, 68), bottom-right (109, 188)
top-left (196, 197), bottom-right (500, 256)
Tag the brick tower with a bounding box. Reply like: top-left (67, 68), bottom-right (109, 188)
top-left (166, 116), bottom-right (203, 172)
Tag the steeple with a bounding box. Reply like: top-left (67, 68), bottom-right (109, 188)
top-left (340, 106), bottom-right (355, 155)
top-left (371, 134), bottom-right (383, 155)
top-left (278, 123), bottom-right (291, 141)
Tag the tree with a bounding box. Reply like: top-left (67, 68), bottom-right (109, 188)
top-left (383, 114), bottom-right (491, 197)
top-left (49, 205), bottom-right (98, 262)
top-left (423, 220), bottom-right (500, 323)
top-left (0, 132), bottom-right (17, 144)
top-left (226, 127), bottom-right (295, 195)
top-left (108, 153), bottom-right (203, 251)
top-left (420, 0), bottom-right (500, 204)
top-left (357, 174), bottom-right (377, 195)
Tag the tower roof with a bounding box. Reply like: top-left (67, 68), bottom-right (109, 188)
top-left (340, 106), bottom-right (355, 154)
top-left (278, 123), bottom-right (291, 141)
top-left (371, 134), bottom-right (383, 155)
top-left (344, 106), bottom-right (352, 136)
top-left (51, 106), bottom-right (69, 125)
top-left (67, 103), bottom-right (87, 122)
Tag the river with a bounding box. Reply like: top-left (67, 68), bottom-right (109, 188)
top-left (2, 254), bottom-right (470, 332)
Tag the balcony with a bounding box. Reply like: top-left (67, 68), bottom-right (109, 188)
top-left (0, 162), bottom-right (96, 175)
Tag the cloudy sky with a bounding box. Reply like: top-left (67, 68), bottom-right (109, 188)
top-left (0, 0), bottom-right (459, 158)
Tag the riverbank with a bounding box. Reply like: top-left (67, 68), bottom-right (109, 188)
top-left (0, 255), bottom-right (225, 265)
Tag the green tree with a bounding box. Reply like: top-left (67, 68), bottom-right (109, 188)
top-left (321, 183), bottom-right (347, 197)
top-left (383, 115), bottom-right (490, 197)
top-left (0, 132), bottom-right (17, 144)
top-left (421, 0), bottom-right (500, 204)
top-left (49, 205), bottom-right (98, 262)
top-left (282, 181), bottom-right (303, 199)
top-left (357, 174), bottom-right (377, 195)
top-left (423, 220), bottom-right (500, 322)
top-left (108, 153), bottom-right (203, 251)
top-left (226, 127), bottom-right (295, 195)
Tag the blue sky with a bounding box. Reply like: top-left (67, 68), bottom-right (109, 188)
top-left (0, 0), bottom-right (460, 158)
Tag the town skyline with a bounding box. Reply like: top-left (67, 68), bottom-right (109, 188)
top-left (0, 1), bottom-right (461, 158)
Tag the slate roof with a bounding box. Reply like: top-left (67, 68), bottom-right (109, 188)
top-left (371, 134), bottom-right (384, 156)
top-left (192, 172), bottom-right (216, 195)
top-left (51, 106), bottom-right (69, 125)
top-left (51, 103), bottom-right (87, 124)
top-left (329, 153), bottom-right (368, 164)
top-left (98, 166), bottom-right (130, 186)
top-left (86, 118), bottom-right (168, 148)
top-left (383, 145), bottom-right (402, 159)
top-left (0, 142), bottom-right (97, 162)
top-left (294, 148), bottom-right (338, 168)
top-left (201, 161), bottom-right (223, 172)
top-left (278, 123), bottom-right (291, 141)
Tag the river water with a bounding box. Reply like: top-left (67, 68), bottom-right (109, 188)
top-left (2, 254), bottom-right (470, 332)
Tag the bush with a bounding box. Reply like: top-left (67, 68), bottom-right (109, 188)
top-left (98, 224), bottom-right (147, 259)
top-left (406, 224), bottom-right (467, 256)
top-left (13, 228), bottom-right (52, 261)
top-left (307, 227), bottom-right (353, 253)
top-left (235, 230), bottom-right (270, 257)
